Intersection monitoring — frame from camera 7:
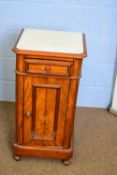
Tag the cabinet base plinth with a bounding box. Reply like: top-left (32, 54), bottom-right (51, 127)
top-left (13, 143), bottom-right (73, 160)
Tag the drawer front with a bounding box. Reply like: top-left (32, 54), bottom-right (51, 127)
top-left (24, 59), bottom-right (73, 76)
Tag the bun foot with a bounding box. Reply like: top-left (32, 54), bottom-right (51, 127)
top-left (62, 159), bottom-right (72, 166)
top-left (13, 155), bottom-right (21, 161)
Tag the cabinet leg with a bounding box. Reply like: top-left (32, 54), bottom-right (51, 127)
top-left (62, 159), bottom-right (72, 166)
top-left (13, 155), bottom-right (21, 161)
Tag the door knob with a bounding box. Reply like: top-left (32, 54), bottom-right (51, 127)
top-left (25, 111), bottom-right (31, 117)
top-left (45, 66), bottom-right (51, 72)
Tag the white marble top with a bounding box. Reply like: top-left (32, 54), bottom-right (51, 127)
top-left (16, 28), bottom-right (84, 54)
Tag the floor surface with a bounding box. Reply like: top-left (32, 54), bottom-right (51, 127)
top-left (0, 102), bottom-right (117, 175)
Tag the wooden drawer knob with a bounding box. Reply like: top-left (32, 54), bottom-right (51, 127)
top-left (45, 66), bottom-right (51, 72)
top-left (25, 111), bottom-right (31, 117)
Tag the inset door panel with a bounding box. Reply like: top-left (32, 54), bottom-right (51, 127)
top-left (32, 84), bottom-right (60, 142)
top-left (23, 76), bottom-right (70, 147)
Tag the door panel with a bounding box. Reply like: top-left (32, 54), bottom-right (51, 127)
top-left (23, 76), bottom-right (70, 147)
top-left (23, 76), bottom-right (46, 145)
top-left (32, 84), bottom-right (60, 141)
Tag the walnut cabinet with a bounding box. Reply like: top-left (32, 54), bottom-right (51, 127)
top-left (12, 29), bottom-right (87, 165)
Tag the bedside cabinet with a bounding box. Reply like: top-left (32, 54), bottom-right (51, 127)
top-left (12, 28), bottom-right (87, 165)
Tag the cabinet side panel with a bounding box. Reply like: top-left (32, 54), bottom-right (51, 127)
top-left (16, 75), bottom-right (23, 144)
top-left (15, 55), bottom-right (24, 144)
top-left (64, 60), bottom-right (83, 148)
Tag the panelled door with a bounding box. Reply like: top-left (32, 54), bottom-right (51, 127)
top-left (23, 75), bottom-right (70, 147)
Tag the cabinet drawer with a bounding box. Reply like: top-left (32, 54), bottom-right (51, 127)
top-left (24, 59), bottom-right (73, 76)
